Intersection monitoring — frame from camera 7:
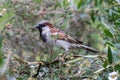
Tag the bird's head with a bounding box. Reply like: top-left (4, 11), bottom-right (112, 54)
top-left (35, 20), bottom-right (53, 33)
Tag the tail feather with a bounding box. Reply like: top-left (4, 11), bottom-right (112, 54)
top-left (71, 44), bottom-right (99, 53)
top-left (80, 45), bottom-right (99, 53)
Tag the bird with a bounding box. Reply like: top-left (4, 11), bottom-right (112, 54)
top-left (34, 20), bottom-right (99, 58)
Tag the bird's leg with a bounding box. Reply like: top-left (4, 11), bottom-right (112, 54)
top-left (61, 51), bottom-right (67, 59)
top-left (55, 49), bottom-right (68, 61)
top-left (50, 47), bottom-right (54, 61)
top-left (61, 49), bottom-right (69, 59)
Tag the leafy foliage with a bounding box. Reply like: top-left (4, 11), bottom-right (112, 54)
top-left (107, 46), bottom-right (113, 64)
top-left (0, 35), bottom-right (3, 66)
top-left (0, 0), bottom-right (120, 80)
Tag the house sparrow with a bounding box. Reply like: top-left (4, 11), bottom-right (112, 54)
top-left (35, 21), bottom-right (99, 57)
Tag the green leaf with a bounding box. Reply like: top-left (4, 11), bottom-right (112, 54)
top-left (95, 0), bottom-right (99, 7)
top-left (0, 53), bottom-right (3, 66)
top-left (0, 36), bottom-right (2, 48)
top-left (107, 46), bottom-right (113, 64)
top-left (0, 35), bottom-right (3, 66)
top-left (77, 0), bottom-right (83, 9)
top-left (106, 41), bottom-right (115, 47)
top-left (101, 19), bottom-right (109, 29)
top-left (90, 11), bottom-right (95, 22)
top-left (104, 29), bottom-right (114, 38)
top-left (103, 58), bottom-right (108, 67)
top-left (114, 65), bottom-right (120, 72)
top-left (95, 0), bottom-right (102, 7)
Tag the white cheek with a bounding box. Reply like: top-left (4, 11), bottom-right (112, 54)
top-left (42, 26), bottom-right (48, 30)
top-left (42, 26), bottom-right (50, 34)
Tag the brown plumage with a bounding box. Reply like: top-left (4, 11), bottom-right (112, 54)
top-left (50, 28), bottom-right (83, 44)
top-left (35, 20), bottom-right (99, 53)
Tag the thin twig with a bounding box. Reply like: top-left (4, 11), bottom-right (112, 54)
top-left (0, 50), bottom-right (12, 77)
top-left (94, 62), bottom-right (120, 74)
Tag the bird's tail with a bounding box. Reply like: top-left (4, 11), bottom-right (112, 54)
top-left (71, 44), bottom-right (99, 53)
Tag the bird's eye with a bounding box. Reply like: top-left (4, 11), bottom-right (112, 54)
top-left (39, 24), bottom-right (46, 27)
top-left (42, 24), bottom-right (46, 27)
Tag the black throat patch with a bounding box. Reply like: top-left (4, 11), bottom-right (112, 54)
top-left (40, 33), bottom-right (47, 42)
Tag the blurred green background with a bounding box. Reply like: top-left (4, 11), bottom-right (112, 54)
top-left (0, 0), bottom-right (120, 80)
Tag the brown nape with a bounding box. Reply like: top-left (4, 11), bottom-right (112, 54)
top-left (44, 22), bottom-right (54, 28)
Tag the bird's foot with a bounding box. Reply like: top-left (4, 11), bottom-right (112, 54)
top-left (54, 55), bottom-right (66, 61)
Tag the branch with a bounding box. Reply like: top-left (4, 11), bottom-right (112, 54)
top-left (94, 62), bottom-right (120, 74)
top-left (0, 50), bottom-right (12, 77)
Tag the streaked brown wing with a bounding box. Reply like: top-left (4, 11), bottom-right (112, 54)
top-left (64, 35), bottom-right (83, 44)
top-left (50, 28), bottom-right (83, 44)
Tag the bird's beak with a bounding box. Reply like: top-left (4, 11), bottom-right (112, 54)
top-left (28, 26), bottom-right (37, 32)
top-left (35, 26), bottom-right (38, 28)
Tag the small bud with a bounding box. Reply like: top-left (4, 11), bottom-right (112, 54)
top-left (108, 71), bottom-right (119, 80)
top-left (1, 8), bottom-right (6, 14)
top-left (5, 23), bottom-right (12, 29)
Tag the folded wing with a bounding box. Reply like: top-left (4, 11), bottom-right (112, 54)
top-left (50, 28), bottom-right (83, 44)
